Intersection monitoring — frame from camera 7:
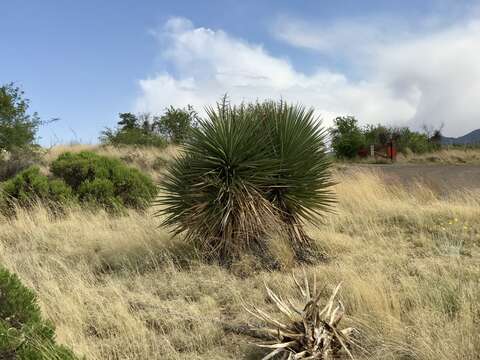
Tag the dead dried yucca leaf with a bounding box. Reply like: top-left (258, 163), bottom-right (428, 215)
top-left (244, 272), bottom-right (358, 359)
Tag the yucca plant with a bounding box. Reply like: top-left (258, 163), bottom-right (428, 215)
top-left (244, 273), bottom-right (358, 359)
top-left (254, 102), bottom-right (336, 259)
top-left (155, 99), bottom-right (335, 263)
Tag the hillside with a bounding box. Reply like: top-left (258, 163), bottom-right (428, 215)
top-left (0, 145), bottom-right (479, 359)
top-left (442, 128), bottom-right (480, 145)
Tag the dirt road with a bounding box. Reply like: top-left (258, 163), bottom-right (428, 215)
top-left (342, 164), bottom-right (480, 193)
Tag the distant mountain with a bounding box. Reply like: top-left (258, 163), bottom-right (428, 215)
top-left (441, 128), bottom-right (480, 145)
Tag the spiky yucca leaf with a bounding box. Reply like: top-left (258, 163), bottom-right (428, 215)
top-left (253, 102), bottom-right (336, 256)
top-left (257, 102), bottom-right (336, 223)
top-left (155, 99), bottom-right (335, 262)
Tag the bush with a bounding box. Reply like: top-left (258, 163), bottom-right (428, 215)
top-left (51, 151), bottom-right (157, 210)
top-left (363, 124), bottom-right (390, 148)
top-left (100, 112), bottom-right (167, 148)
top-left (330, 116), bottom-right (365, 159)
top-left (77, 178), bottom-right (121, 210)
top-left (156, 100), bottom-right (335, 263)
top-left (101, 127), bottom-right (167, 148)
top-left (0, 167), bottom-right (73, 215)
top-left (402, 130), bottom-right (433, 154)
top-left (333, 119), bottom-right (444, 159)
top-left (101, 107), bottom-right (198, 147)
top-left (0, 266), bottom-right (78, 359)
top-left (0, 152), bottom-right (157, 214)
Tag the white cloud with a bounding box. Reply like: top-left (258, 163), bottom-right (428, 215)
top-left (272, 15), bottom-right (402, 58)
top-left (376, 21), bottom-right (480, 135)
top-left (272, 15), bottom-right (480, 136)
top-left (136, 16), bottom-right (480, 137)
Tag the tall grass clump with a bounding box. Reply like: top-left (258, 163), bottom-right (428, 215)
top-left (156, 100), bottom-right (335, 263)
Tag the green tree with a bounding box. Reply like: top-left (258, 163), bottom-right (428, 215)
top-left (330, 116), bottom-right (365, 159)
top-left (117, 112), bottom-right (138, 130)
top-left (155, 105), bottom-right (198, 144)
top-left (363, 124), bottom-right (390, 147)
top-left (100, 113), bottom-right (166, 147)
top-left (0, 83), bottom-right (41, 151)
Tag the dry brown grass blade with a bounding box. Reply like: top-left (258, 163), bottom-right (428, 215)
top-left (303, 268), bottom-right (311, 302)
top-left (292, 272), bottom-right (307, 298)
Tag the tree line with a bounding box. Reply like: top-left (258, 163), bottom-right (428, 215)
top-left (330, 116), bottom-right (443, 159)
top-left (1, 82), bottom-right (447, 165)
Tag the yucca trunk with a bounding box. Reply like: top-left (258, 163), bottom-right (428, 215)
top-left (275, 209), bottom-right (321, 263)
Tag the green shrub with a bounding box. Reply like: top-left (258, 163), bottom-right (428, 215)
top-left (156, 100), bottom-right (335, 263)
top-left (330, 116), bottom-right (366, 159)
top-left (101, 107), bottom-right (198, 147)
top-left (50, 152), bottom-right (112, 190)
top-left (363, 124), bottom-right (390, 148)
top-left (101, 127), bottom-right (167, 148)
top-left (100, 112), bottom-right (167, 148)
top-left (0, 152), bottom-right (157, 214)
top-left (403, 131), bottom-right (432, 154)
top-left (332, 118), bottom-right (444, 158)
top-left (0, 167), bottom-right (73, 215)
top-left (0, 266), bottom-right (78, 359)
top-left (77, 178), bottom-right (121, 210)
top-left (51, 151), bottom-right (157, 210)
top-left (108, 165), bottom-right (157, 208)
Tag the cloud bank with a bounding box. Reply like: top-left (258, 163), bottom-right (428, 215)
top-left (136, 16), bottom-right (480, 136)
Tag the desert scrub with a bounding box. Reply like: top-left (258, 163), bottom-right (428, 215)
top-left (0, 169), bottom-right (478, 359)
top-left (50, 151), bottom-right (157, 211)
top-left (0, 152), bottom-right (157, 214)
top-left (156, 100), bottom-right (335, 263)
top-left (0, 166), bottom-right (73, 216)
top-left (0, 266), bottom-right (79, 359)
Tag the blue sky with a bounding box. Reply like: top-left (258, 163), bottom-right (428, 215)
top-left (1, 0), bottom-right (479, 145)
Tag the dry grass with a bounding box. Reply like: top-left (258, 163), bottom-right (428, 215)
top-left (397, 148), bottom-right (480, 164)
top-left (334, 148), bottom-right (480, 165)
top-left (0, 148), bottom-right (479, 359)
